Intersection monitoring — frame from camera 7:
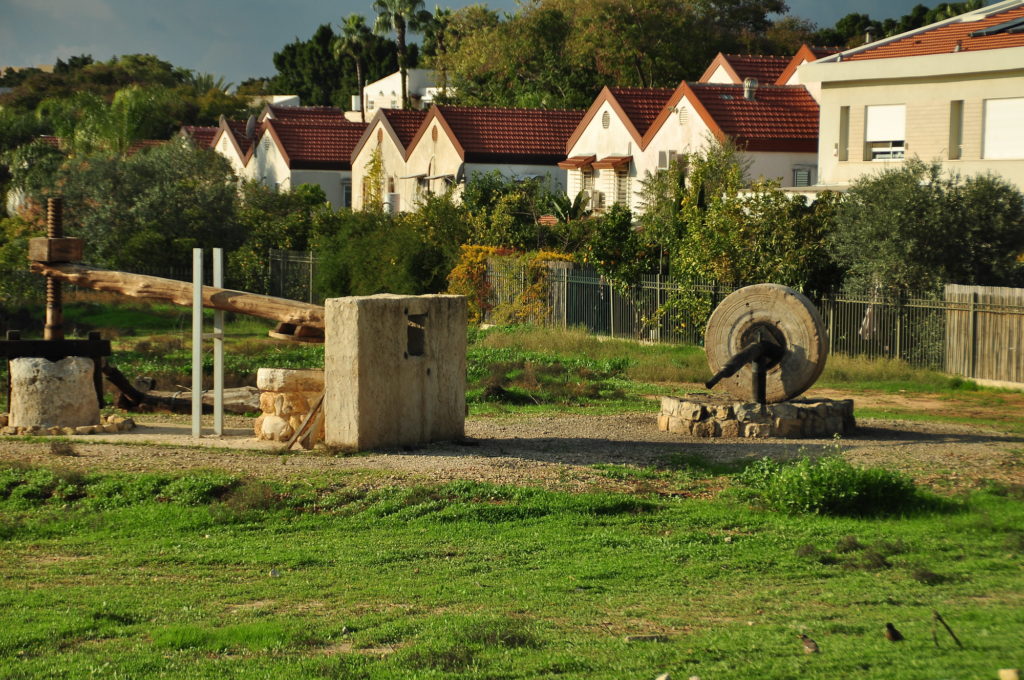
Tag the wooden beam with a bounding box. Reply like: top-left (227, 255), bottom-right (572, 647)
top-left (30, 261), bottom-right (326, 328)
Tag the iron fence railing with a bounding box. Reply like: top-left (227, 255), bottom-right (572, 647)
top-left (485, 265), bottom-right (1024, 375)
top-left (268, 250), bottom-right (322, 304)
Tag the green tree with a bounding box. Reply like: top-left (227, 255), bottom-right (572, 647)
top-left (829, 160), bottom-right (1024, 296)
top-left (229, 182), bottom-right (331, 293)
top-left (422, 5), bottom-right (454, 94)
top-left (33, 141), bottom-right (240, 272)
top-left (373, 0), bottom-right (432, 108)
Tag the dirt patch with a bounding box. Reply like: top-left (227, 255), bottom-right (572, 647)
top-left (2, 401), bottom-right (1022, 493)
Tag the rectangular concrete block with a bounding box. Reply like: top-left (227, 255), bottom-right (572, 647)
top-left (324, 294), bottom-right (467, 450)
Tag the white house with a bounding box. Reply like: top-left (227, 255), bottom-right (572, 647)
top-left (354, 104), bottom-right (584, 213)
top-left (699, 53), bottom-right (790, 85)
top-left (799, 0), bottom-right (1024, 189)
top-left (244, 117), bottom-right (367, 208)
top-left (360, 69), bottom-right (439, 115)
top-left (562, 78), bottom-right (820, 214)
top-left (349, 108), bottom-right (430, 211)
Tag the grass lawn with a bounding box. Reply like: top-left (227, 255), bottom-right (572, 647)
top-left (1, 467), bottom-right (1022, 679)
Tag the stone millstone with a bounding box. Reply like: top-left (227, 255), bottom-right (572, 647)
top-left (705, 284), bottom-right (828, 403)
top-left (9, 356), bottom-right (99, 428)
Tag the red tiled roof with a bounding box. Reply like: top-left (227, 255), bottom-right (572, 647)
top-left (380, 109), bottom-right (429, 149)
top-left (181, 125), bottom-right (218, 148)
top-left (722, 54), bottom-right (790, 83)
top-left (433, 106), bottom-right (585, 164)
top-left (266, 105), bottom-right (349, 124)
top-left (685, 83), bottom-right (819, 153)
top-left (266, 119), bottom-right (367, 170)
top-left (847, 4), bottom-right (1024, 60)
top-left (607, 88), bottom-right (675, 137)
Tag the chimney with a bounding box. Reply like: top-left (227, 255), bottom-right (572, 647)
top-left (865, 28), bottom-right (874, 44)
top-left (743, 77), bottom-right (758, 101)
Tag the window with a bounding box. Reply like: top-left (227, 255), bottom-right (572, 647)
top-left (864, 104), bottom-right (906, 160)
top-left (657, 150), bottom-right (678, 170)
top-left (342, 181), bottom-right (352, 207)
top-left (948, 100), bottom-right (964, 160)
top-left (792, 166), bottom-right (814, 187)
top-left (615, 170), bottom-right (629, 205)
top-left (582, 170), bottom-right (594, 193)
top-left (983, 97), bottom-right (1024, 159)
top-left (837, 106), bottom-right (850, 162)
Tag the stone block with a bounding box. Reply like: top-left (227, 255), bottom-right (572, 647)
top-left (660, 396), bottom-right (680, 417)
top-left (0, 414), bottom-right (6, 427)
top-left (2, 426), bottom-right (16, 435)
top-left (324, 295), bottom-right (466, 450)
top-left (824, 415), bottom-right (845, 434)
top-left (678, 401), bottom-right (706, 421)
top-left (256, 368), bottom-right (325, 393)
top-left (103, 423), bottom-right (119, 433)
top-left (712, 404), bottom-right (734, 420)
top-left (773, 417), bottom-right (803, 438)
top-left (74, 425), bottom-right (96, 435)
top-left (805, 415), bottom-right (828, 437)
top-left (668, 416), bottom-right (689, 434)
top-left (769, 403), bottom-right (797, 420)
top-left (744, 422), bottom-right (773, 438)
top-left (719, 420), bottom-right (741, 437)
top-left (735, 403), bottom-right (766, 423)
top-left (692, 420), bottom-right (719, 438)
top-left (657, 414), bottom-right (670, 432)
top-left (259, 414), bottom-right (293, 442)
top-left (9, 356), bottom-right (99, 429)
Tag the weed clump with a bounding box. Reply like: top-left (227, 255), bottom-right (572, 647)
top-left (49, 440), bottom-right (78, 457)
top-left (910, 567), bottom-right (950, 585)
top-left (736, 456), bottom-right (934, 516)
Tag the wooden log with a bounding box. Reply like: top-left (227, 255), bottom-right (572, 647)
top-left (30, 262), bottom-right (325, 328)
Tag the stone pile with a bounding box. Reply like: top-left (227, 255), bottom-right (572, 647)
top-left (254, 368), bottom-right (325, 444)
top-left (1, 412), bottom-right (135, 436)
top-left (658, 394), bottom-right (855, 439)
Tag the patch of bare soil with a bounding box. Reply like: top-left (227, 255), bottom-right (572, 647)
top-left (2, 398), bottom-right (1022, 494)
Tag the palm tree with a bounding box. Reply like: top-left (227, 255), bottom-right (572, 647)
top-left (334, 14), bottom-right (374, 122)
top-left (423, 5), bottom-right (452, 95)
top-left (373, 0), bottom-right (432, 109)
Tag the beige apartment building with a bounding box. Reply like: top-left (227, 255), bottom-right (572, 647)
top-left (800, 0), bottom-right (1024, 189)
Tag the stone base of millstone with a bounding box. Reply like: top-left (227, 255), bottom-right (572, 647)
top-left (657, 394), bottom-right (855, 439)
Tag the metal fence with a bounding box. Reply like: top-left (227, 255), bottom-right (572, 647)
top-left (486, 265), bottom-right (1024, 377)
top-left (268, 249), bottom-right (322, 304)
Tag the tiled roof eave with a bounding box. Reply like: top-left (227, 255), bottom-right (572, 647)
top-left (289, 161), bottom-right (352, 171)
top-left (464, 152), bottom-right (568, 165)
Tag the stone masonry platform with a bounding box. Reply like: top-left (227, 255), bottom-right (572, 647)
top-left (658, 394), bottom-right (855, 439)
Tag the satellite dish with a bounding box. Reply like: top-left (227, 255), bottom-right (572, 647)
top-left (245, 115), bottom-right (256, 140)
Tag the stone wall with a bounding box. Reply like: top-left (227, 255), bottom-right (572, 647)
top-left (254, 368), bottom-right (325, 445)
top-left (9, 356), bottom-right (99, 428)
top-left (658, 395), bottom-right (855, 438)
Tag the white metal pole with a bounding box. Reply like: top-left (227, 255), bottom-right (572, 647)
top-left (213, 248), bottom-right (225, 436)
top-left (191, 248), bottom-right (203, 438)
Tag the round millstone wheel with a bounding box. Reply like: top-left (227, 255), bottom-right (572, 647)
top-left (705, 284), bottom-right (828, 403)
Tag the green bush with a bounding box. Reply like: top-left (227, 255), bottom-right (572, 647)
top-left (736, 456), bottom-right (926, 516)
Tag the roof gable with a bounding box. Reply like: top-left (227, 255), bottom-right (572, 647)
top-left (566, 87), bottom-right (674, 152)
top-left (261, 118), bottom-right (368, 170)
top-left (775, 44), bottom-right (839, 84)
top-left (676, 83), bottom-right (819, 153)
top-left (349, 108), bottom-right (429, 163)
top-left (411, 105), bottom-right (585, 165)
top-left (699, 53), bottom-right (790, 84)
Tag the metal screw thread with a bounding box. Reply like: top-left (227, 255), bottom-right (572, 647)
top-left (44, 197), bottom-right (64, 340)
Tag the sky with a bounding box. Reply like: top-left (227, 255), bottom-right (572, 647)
top-left (0, 0), bottom-right (992, 87)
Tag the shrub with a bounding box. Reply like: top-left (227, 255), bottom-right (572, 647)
top-left (736, 456), bottom-right (924, 516)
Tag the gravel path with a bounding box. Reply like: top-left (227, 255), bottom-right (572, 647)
top-left (2, 410), bottom-right (1021, 493)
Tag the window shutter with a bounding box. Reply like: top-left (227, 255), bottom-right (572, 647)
top-left (865, 104), bottom-right (906, 142)
top-left (984, 97), bottom-right (1024, 159)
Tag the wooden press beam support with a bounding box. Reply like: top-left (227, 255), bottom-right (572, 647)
top-left (29, 261), bottom-right (326, 329)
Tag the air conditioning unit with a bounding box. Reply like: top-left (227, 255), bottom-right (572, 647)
top-left (385, 193), bottom-right (400, 214)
